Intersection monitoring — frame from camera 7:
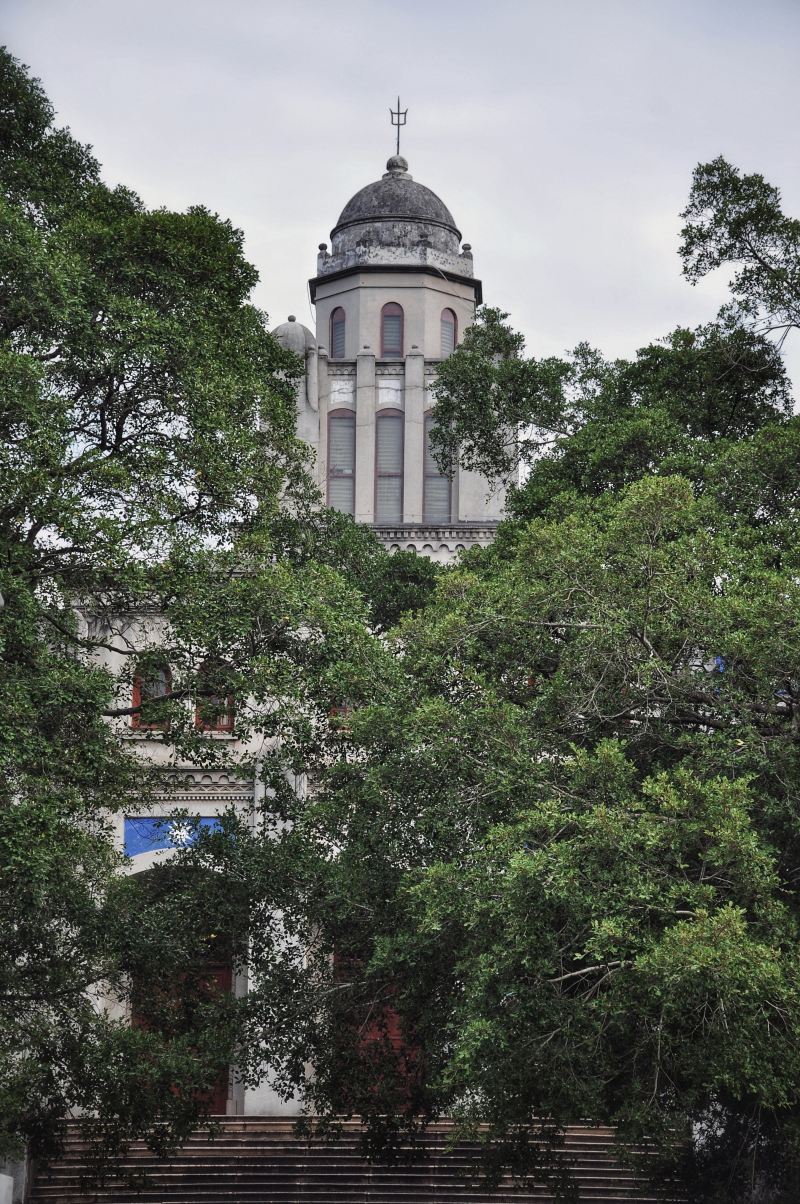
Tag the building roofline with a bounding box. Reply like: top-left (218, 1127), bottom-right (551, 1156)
top-left (309, 263), bottom-right (482, 305)
top-left (330, 214), bottom-right (462, 241)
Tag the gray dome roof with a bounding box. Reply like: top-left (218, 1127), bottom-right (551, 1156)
top-left (332, 158), bottom-right (461, 240)
top-left (271, 315), bottom-right (315, 354)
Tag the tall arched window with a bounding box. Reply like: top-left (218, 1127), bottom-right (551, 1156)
top-left (375, 410), bottom-right (404, 524)
top-left (132, 661), bottom-right (172, 730)
top-left (440, 308), bottom-right (457, 357)
top-left (380, 303), bottom-right (404, 357)
top-left (195, 661), bottom-right (235, 733)
top-left (328, 409), bottom-right (356, 515)
top-left (424, 412), bottom-right (452, 523)
top-left (330, 307), bottom-right (346, 359)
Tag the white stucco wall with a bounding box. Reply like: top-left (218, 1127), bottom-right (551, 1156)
top-left (307, 268), bottom-right (506, 554)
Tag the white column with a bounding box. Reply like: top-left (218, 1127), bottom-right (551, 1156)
top-left (316, 350), bottom-right (330, 498)
top-left (403, 348), bottom-right (425, 523)
top-left (355, 352), bottom-right (376, 524)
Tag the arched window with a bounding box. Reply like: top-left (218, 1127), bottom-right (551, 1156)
top-left (131, 661), bottom-right (172, 730)
top-left (380, 303), bottom-right (404, 358)
top-left (195, 661), bottom-right (235, 733)
top-left (328, 410), bottom-right (356, 515)
top-left (424, 412), bottom-right (452, 523)
top-left (375, 410), bottom-right (404, 524)
top-left (330, 307), bottom-right (346, 359)
top-left (440, 308), bottom-right (457, 357)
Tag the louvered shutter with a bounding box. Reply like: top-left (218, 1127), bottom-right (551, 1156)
top-left (331, 312), bottom-right (346, 359)
top-left (382, 313), bottom-right (403, 355)
top-left (440, 311), bottom-right (456, 357)
top-left (376, 413), bottom-right (403, 524)
top-left (424, 414), bottom-right (451, 522)
top-left (328, 413), bottom-right (355, 514)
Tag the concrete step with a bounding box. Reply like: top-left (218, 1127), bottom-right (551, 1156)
top-left (29, 1117), bottom-right (684, 1204)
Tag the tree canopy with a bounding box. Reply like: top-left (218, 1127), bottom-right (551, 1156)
top-left (0, 46), bottom-right (399, 1168)
top-left (232, 164), bottom-right (800, 1203)
top-left (6, 46), bottom-right (800, 1204)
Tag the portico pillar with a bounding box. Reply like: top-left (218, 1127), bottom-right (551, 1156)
top-left (403, 347), bottom-right (424, 524)
top-left (355, 351), bottom-right (376, 524)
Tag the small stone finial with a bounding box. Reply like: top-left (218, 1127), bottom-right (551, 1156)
top-left (385, 154), bottom-right (409, 175)
top-left (462, 244), bottom-right (472, 252)
top-left (288, 315), bottom-right (296, 322)
top-left (318, 243), bottom-right (327, 252)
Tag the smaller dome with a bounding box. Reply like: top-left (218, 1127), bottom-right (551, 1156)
top-left (272, 314), bottom-right (315, 355)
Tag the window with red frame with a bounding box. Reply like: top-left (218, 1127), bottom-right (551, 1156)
top-left (380, 302), bottom-right (403, 357)
top-left (131, 663), bottom-right (172, 730)
top-left (195, 661), bottom-right (235, 733)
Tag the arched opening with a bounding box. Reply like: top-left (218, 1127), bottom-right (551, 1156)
top-left (122, 864), bottom-right (247, 1116)
top-left (440, 308), bottom-right (457, 357)
top-left (380, 302), bottom-right (404, 358)
top-left (328, 409), bottom-right (356, 515)
top-left (330, 307), bottom-right (346, 359)
top-left (375, 409), bottom-right (404, 524)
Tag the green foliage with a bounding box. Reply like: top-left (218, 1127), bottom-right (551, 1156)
top-left (429, 305), bottom-right (576, 481)
top-left (7, 48), bottom-right (800, 1204)
top-left (680, 156), bottom-right (800, 341)
top-left (275, 474), bottom-right (800, 1199)
top-left (0, 46), bottom-right (383, 1167)
top-left (431, 308), bottom-right (792, 512)
top-left (239, 161), bottom-right (800, 1202)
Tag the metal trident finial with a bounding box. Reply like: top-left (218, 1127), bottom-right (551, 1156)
top-left (389, 96), bottom-right (407, 157)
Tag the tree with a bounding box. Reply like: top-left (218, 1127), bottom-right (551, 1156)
top-left (247, 166), bottom-right (800, 1201)
top-left (275, 473), bottom-right (800, 1202)
top-left (0, 46), bottom-right (388, 1170)
top-left (429, 308), bottom-right (792, 500)
top-left (680, 156), bottom-right (800, 347)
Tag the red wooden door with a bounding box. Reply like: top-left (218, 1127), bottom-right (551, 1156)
top-left (131, 958), bottom-right (232, 1114)
top-left (194, 961), bottom-right (232, 1113)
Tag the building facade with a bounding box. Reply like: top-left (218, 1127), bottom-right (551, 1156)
top-left (273, 153), bottom-right (506, 563)
top-left (76, 155), bottom-right (510, 1129)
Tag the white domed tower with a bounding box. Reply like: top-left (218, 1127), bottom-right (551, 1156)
top-left (303, 154), bottom-right (506, 562)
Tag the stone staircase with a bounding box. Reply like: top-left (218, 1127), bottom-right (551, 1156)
top-left (28, 1117), bottom-right (684, 1203)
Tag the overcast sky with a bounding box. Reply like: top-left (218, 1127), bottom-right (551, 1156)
top-left (4, 0), bottom-right (800, 388)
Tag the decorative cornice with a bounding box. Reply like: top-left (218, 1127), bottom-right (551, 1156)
top-left (309, 264), bottom-right (482, 305)
top-left (373, 523), bottom-right (500, 540)
top-left (158, 769), bottom-right (253, 795)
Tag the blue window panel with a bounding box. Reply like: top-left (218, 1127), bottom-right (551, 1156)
top-left (124, 815), bottom-right (222, 857)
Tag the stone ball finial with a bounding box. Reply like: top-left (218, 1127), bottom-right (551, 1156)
top-left (288, 315), bottom-right (296, 322)
top-left (318, 243), bottom-right (327, 252)
top-left (386, 154), bottom-right (409, 174)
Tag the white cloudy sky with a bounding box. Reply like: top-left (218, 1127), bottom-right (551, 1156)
top-left (4, 0), bottom-right (800, 388)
